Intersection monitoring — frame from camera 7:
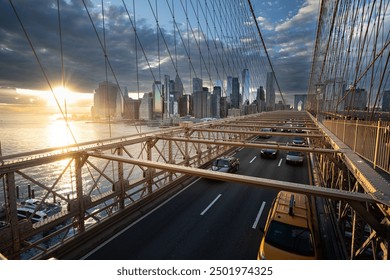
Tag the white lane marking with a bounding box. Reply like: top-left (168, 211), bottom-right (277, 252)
top-left (81, 178), bottom-right (201, 259)
top-left (278, 158), bottom-right (283, 166)
top-left (252, 201), bottom-right (266, 229)
top-left (249, 156), bottom-right (257, 163)
top-left (200, 194), bottom-right (222, 216)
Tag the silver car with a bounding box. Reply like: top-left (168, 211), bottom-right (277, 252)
top-left (286, 151), bottom-right (305, 165)
top-left (210, 156), bottom-right (240, 173)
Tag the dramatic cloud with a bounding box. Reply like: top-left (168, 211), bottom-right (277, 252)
top-left (255, 0), bottom-right (319, 103)
top-left (0, 0), bottom-right (319, 110)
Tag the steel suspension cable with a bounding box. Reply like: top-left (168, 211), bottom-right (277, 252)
top-left (246, 0), bottom-right (286, 105)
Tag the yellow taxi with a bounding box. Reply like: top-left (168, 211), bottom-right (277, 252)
top-left (258, 191), bottom-right (317, 260)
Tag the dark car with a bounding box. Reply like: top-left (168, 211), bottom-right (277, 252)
top-left (210, 156), bottom-right (240, 173)
top-left (280, 123), bottom-right (292, 132)
top-left (260, 142), bottom-right (279, 159)
top-left (292, 137), bottom-right (306, 146)
top-left (295, 124), bottom-right (305, 133)
top-left (259, 128), bottom-right (272, 138)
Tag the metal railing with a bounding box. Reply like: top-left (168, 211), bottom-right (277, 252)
top-left (323, 118), bottom-right (390, 174)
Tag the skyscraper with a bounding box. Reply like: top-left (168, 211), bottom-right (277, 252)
top-left (266, 72), bottom-right (275, 111)
top-left (231, 77), bottom-right (240, 109)
top-left (175, 74), bottom-right (184, 98)
top-left (193, 77), bottom-right (203, 93)
top-left (242, 69), bottom-right (250, 103)
top-left (226, 76), bottom-right (233, 102)
top-left (256, 86), bottom-right (265, 112)
top-left (211, 86), bottom-right (221, 118)
top-left (164, 75), bottom-right (170, 118)
top-left (382, 90), bottom-right (390, 112)
top-left (153, 81), bottom-right (163, 119)
top-left (92, 81), bottom-right (120, 119)
top-left (192, 87), bottom-right (210, 118)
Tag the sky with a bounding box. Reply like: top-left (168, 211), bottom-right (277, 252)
top-left (0, 0), bottom-right (320, 114)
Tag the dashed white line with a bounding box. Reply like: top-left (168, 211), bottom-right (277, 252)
top-left (252, 201), bottom-right (266, 229)
top-left (249, 156), bottom-right (257, 163)
top-left (200, 194), bottom-right (222, 216)
top-left (80, 178), bottom-right (201, 259)
top-left (278, 158), bottom-right (283, 166)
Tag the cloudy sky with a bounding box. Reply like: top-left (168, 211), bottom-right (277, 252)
top-left (0, 0), bottom-right (320, 114)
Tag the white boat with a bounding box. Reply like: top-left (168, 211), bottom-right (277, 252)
top-left (17, 207), bottom-right (47, 223)
top-left (17, 198), bottom-right (62, 223)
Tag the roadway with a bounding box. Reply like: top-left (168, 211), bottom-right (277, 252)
top-left (84, 134), bottom-right (312, 260)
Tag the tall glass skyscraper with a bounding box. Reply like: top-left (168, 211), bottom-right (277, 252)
top-left (231, 77), bottom-right (240, 109)
top-left (266, 72), bottom-right (275, 111)
top-left (153, 81), bottom-right (163, 119)
top-left (242, 69), bottom-right (250, 104)
top-left (226, 76), bottom-right (233, 101)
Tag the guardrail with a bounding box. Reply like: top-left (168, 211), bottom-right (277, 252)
top-left (323, 119), bottom-right (390, 174)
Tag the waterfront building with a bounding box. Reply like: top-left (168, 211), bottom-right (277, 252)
top-left (139, 92), bottom-right (153, 121)
top-left (92, 81), bottom-right (120, 119)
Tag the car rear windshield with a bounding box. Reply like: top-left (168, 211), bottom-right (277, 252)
top-left (215, 159), bottom-right (229, 167)
top-left (265, 220), bottom-right (315, 257)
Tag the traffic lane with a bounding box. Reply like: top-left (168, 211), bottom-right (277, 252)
top-left (85, 177), bottom-right (226, 259)
top-left (86, 139), bottom-right (310, 259)
top-left (86, 177), bottom-right (276, 259)
top-left (86, 148), bottom-right (278, 259)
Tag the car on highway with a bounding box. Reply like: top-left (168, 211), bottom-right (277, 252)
top-left (286, 150), bottom-right (305, 165)
top-left (259, 128), bottom-right (272, 138)
top-left (260, 142), bottom-right (279, 159)
top-left (295, 124), bottom-right (305, 133)
top-left (257, 191), bottom-right (317, 260)
top-left (292, 136), bottom-right (306, 146)
top-left (210, 156), bottom-right (240, 173)
top-left (280, 124), bottom-right (292, 133)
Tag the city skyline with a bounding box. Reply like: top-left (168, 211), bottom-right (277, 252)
top-left (0, 0), bottom-right (320, 114)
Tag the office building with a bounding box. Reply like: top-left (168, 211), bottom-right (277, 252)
top-left (92, 81), bottom-right (120, 119)
top-left (242, 69), bottom-right (250, 103)
top-left (211, 86), bottom-right (221, 118)
top-left (153, 81), bottom-right (163, 119)
top-left (382, 90), bottom-right (389, 112)
top-left (231, 77), bottom-right (240, 109)
top-left (266, 72), bottom-right (275, 111)
top-left (193, 77), bottom-right (203, 93)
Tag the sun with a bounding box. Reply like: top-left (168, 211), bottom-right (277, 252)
top-left (48, 86), bottom-right (78, 107)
